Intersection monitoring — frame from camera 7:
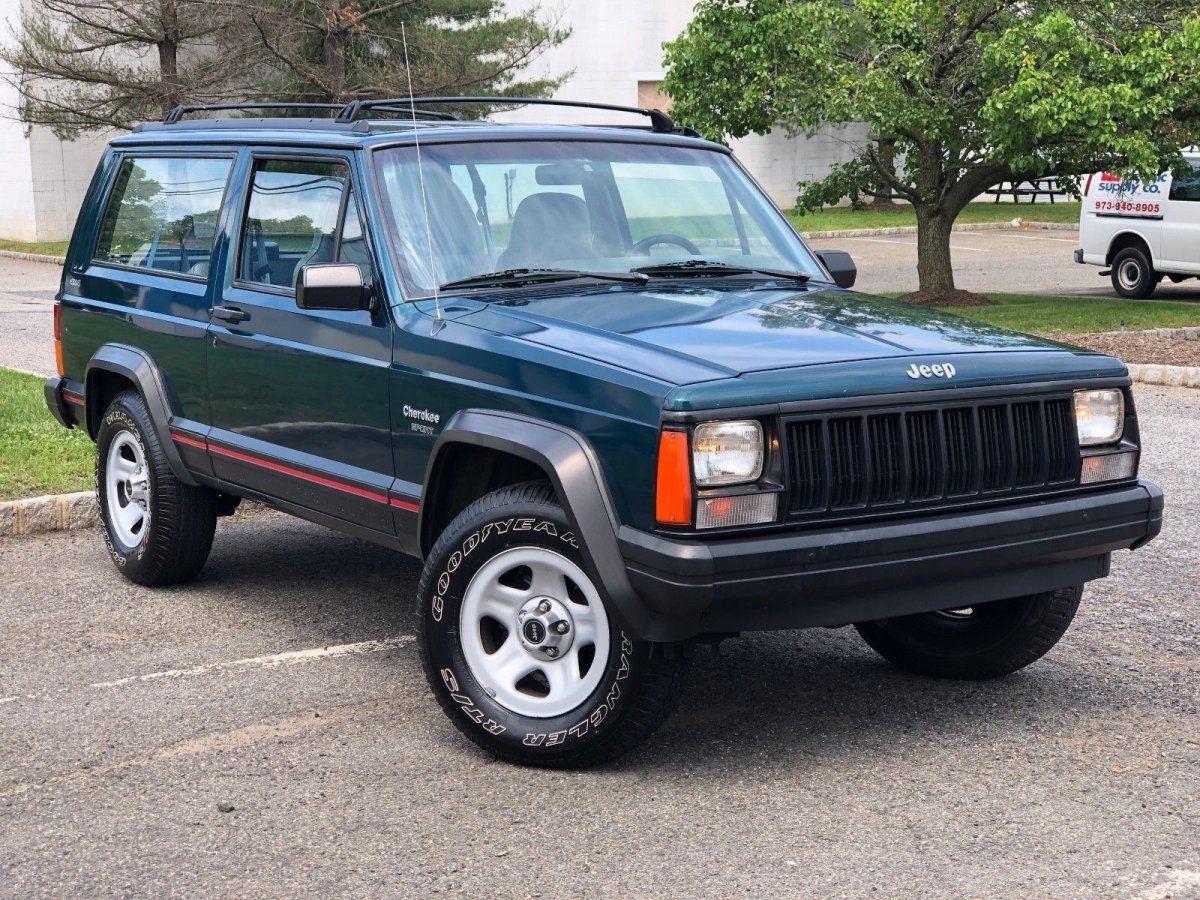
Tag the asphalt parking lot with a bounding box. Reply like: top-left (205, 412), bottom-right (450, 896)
top-left (805, 228), bottom-right (1200, 299)
top-left (2, 384), bottom-right (1197, 898)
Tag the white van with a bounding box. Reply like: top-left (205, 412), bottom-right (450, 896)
top-left (1075, 151), bottom-right (1200, 298)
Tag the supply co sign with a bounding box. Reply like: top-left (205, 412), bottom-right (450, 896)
top-left (1087, 171), bottom-right (1169, 219)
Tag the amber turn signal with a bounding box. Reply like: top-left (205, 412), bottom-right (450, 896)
top-left (655, 430), bottom-right (693, 525)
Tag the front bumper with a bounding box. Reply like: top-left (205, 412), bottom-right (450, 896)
top-left (618, 480), bottom-right (1163, 640)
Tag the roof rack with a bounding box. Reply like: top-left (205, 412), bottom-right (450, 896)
top-left (337, 96), bottom-right (693, 135)
top-left (162, 103), bottom-right (344, 124)
top-left (155, 96), bottom-right (698, 137)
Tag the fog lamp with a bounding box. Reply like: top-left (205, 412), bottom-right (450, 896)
top-left (696, 493), bottom-right (778, 529)
top-left (1080, 451), bottom-right (1137, 484)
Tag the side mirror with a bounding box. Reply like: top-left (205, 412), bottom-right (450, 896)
top-left (296, 264), bottom-right (372, 311)
top-left (815, 250), bottom-right (857, 289)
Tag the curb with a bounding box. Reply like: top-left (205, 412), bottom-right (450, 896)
top-left (0, 491), bottom-right (98, 538)
top-left (1126, 363), bottom-right (1200, 389)
top-left (0, 249), bottom-right (67, 265)
top-left (1093, 326), bottom-right (1200, 340)
top-left (797, 220), bottom-right (1076, 239)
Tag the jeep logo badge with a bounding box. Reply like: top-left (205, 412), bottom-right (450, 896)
top-left (523, 620), bottom-right (546, 644)
top-left (907, 362), bottom-right (956, 380)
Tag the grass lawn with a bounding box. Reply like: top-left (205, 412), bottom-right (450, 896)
top-left (788, 201), bottom-right (1081, 232)
top-left (0, 238), bottom-right (71, 257)
top-left (0, 367), bottom-right (94, 501)
top-left (939, 293), bottom-right (1200, 334)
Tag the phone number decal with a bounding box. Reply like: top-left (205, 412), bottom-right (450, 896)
top-left (1093, 200), bottom-right (1161, 214)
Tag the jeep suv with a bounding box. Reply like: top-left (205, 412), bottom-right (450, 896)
top-left (45, 99), bottom-right (1163, 767)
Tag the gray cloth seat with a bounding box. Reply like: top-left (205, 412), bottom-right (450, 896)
top-left (497, 193), bottom-right (595, 269)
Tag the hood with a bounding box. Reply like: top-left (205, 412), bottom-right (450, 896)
top-left (454, 284), bottom-right (1097, 385)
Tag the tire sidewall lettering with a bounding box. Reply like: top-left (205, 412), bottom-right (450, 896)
top-left (98, 406), bottom-right (152, 565)
top-left (426, 514), bottom-right (627, 751)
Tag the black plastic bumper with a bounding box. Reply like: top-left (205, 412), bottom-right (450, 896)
top-left (618, 480), bottom-right (1163, 640)
top-left (44, 375), bottom-right (72, 428)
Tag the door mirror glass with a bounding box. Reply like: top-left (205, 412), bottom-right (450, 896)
top-left (296, 264), bottom-right (371, 311)
top-left (815, 249), bottom-right (857, 289)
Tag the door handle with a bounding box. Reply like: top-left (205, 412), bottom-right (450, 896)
top-left (212, 305), bottom-right (247, 324)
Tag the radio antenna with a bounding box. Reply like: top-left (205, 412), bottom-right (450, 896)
top-left (401, 23), bottom-right (442, 327)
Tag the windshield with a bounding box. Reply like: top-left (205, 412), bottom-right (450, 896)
top-left (372, 140), bottom-right (823, 297)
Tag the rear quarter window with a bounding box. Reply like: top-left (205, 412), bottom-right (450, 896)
top-left (94, 156), bottom-right (233, 276)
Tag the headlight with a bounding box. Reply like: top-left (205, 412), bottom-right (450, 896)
top-left (1074, 389), bottom-right (1124, 446)
top-left (693, 420), bottom-right (764, 486)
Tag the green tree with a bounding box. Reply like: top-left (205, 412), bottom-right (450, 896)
top-left (663, 0), bottom-right (1200, 296)
top-left (231, 0), bottom-right (569, 104)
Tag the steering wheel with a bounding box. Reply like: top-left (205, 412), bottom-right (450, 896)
top-left (632, 233), bottom-right (701, 255)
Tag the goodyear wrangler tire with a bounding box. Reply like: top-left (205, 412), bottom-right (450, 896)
top-left (96, 389), bottom-right (217, 586)
top-left (854, 585), bottom-right (1083, 680)
top-left (417, 481), bottom-right (685, 768)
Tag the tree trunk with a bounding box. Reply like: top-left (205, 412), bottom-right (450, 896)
top-left (157, 2), bottom-right (181, 117)
top-left (323, 0), bottom-right (346, 102)
top-left (914, 208), bottom-right (956, 294)
top-left (868, 137), bottom-right (897, 209)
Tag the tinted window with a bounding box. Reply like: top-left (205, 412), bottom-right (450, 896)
top-left (239, 159), bottom-right (372, 290)
top-left (94, 156), bottom-right (231, 276)
top-left (1169, 166), bottom-right (1200, 202)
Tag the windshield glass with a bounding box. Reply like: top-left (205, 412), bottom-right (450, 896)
top-left (372, 140), bottom-right (822, 297)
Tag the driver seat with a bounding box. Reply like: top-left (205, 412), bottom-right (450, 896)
top-left (497, 193), bottom-right (595, 269)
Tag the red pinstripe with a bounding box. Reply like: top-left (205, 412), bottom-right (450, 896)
top-left (170, 432), bottom-right (420, 511)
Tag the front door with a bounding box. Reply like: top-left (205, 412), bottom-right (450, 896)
top-left (206, 152), bottom-right (395, 535)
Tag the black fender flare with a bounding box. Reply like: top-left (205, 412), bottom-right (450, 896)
top-left (85, 343), bottom-right (198, 486)
top-left (422, 410), bottom-right (658, 639)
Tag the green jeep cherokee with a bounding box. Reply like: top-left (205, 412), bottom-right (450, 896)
top-left (45, 99), bottom-right (1163, 767)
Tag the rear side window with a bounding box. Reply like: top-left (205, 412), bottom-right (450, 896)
top-left (94, 156), bottom-right (232, 276)
top-left (1169, 166), bottom-right (1200, 202)
top-left (238, 158), bottom-right (373, 291)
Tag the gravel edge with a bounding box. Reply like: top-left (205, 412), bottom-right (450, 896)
top-left (796, 219), bottom-right (1076, 239)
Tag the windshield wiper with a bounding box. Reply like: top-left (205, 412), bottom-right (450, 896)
top-left (632, 259), bottom-right (810, 283)
top-left (439, 267), bottom-right (649, 291)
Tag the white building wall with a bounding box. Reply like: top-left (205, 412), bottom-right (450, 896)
top-left (498, 0), bottom-right (870, 208)
top-left (0, 0), bottom-right (109, 242)
top-left (0, 0), bottom-right (39, 241)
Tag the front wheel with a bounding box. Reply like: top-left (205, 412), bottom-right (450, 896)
top-left (417, 482), bottom-right (685, 767)
top-left (854, 586), bottom-right (1082, 680)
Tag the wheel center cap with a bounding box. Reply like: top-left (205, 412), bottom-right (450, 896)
top-left (517, 596), bottom-right (574, 660)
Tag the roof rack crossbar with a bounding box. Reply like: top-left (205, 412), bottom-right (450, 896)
top-left (163, 103), bottom-right (344, 124)
top-left (342, 103), bottom-right (460, 122)
top-left (336, 96), bottom-right (686, 134)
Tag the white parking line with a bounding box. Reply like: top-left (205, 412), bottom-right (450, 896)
top-left (1004, 234), bottom-right (1079, 243)
top-left (90, 636), bottom-right (414, 689)
top-left (0, 696), bottom-right (20, 706)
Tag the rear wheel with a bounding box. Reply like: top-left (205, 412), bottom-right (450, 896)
top-left (854, 586), bottom-right (1082, 679)
top-left (417, 481), bottom-right (685, 767)
top-left (96, 390), bottom-right (217, 586)
top-left (1110, 246), bottom-right (1158, 299)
